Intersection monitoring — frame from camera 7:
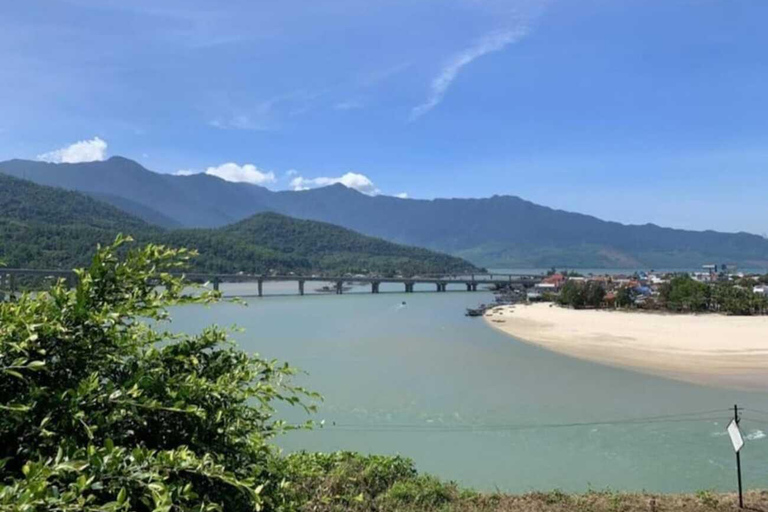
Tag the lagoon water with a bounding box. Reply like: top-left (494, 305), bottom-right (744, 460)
top-left (168, 281), bottom-right (768, 493)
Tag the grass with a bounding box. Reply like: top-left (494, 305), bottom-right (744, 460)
top-left (281, 452), bottom-right (768, 511)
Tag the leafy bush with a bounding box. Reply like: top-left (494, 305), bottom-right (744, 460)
top-left (277, 451), bottom-right (465, 512)
top-left (557, 281), bottom-right (606, 309)
top-left (0, 236), bottom-right (318, 511)
top-left (381, 475), bottom-right (460, 509)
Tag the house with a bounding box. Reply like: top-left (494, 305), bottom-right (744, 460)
top-left (754, 286), bottom-right (768, 297)
top-left (534, 283), bottom-right (558, 293)
top-left (541, 273), bottom-right (566, 289)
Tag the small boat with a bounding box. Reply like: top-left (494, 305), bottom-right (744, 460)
top-left (465, 307), bottom-right (485, 317)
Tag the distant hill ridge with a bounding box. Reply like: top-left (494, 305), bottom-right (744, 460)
top-left (2, 156), bottom-right (768, 268)
top-left (0, 173), bottom-right (476, 275)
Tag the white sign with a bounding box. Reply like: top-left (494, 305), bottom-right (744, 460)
top-left (728, 420), bottom-right (744, 453)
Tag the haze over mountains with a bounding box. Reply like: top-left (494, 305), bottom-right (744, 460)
top-left (3, 157), bottom-right (768, 269)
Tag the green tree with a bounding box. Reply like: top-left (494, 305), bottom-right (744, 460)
top-left (0, 236), bottom-right (318, 511)
top-left (557, 281), bottom-right (605, 309)
top-left (660, 275), bottom-right (710, 312)
top-left (615, 287), bottom-right (635, 308)
top-left (584, 281), bottom-right (607, 308)
top-left (557, 280), bottom-right (585, 308)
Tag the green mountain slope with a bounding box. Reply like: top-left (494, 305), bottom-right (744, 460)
top-left (166, 213), bottom-right (477, 275)
top-left (0, 174), bottom-right (477, 275)
top-left (3, 157), bottom-right (768, 268)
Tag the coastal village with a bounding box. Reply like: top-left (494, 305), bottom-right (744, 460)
top-left (525, 264), bottom-right (768, 311)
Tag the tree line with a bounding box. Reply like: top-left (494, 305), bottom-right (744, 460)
top-left (555, 275), bottom-right (768, 316)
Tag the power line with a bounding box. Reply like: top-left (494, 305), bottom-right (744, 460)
top-left (316, 409), bottom-right (730, 433)
top-left (740, 407), bottom-right (768, 417)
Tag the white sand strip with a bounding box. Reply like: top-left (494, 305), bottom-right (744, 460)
top-left (485, 302), bottom-right (768, 390)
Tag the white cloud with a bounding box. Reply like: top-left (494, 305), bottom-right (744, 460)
top-left (410, 28), bottom-right (528, 121)
top-left (37, 136), bottom-right (108, 163)
top-left (285, 169), bottom-right (299, 177)
top-left (395, 192), bottom-right (409, 199)
top-left (204, 163), bottom-right (276, 185)
top-left (174, 169), bottom-right (200, 176)
top-left (290, 172), bottom-right (380, 195)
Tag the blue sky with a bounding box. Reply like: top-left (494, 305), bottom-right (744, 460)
top-left (2, 0), bottom-right (766, 235)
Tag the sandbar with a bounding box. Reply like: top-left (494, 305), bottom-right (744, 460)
top-left (484, 302), bottom-right (768, 390)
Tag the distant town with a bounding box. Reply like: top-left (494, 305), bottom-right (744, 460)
top-left (526, 264), bottom-right (768, 315)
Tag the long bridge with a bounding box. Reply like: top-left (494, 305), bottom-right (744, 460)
top-left (0, 268), bottom-right (542, 297)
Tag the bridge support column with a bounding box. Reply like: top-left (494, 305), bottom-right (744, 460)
top-left (212, 276), bottom-right (220, 292)
top-left (335, 281), bottom-right (344, 295)
top-left (298, 280), bottom-right (305, 296)
top-left (258, 279), bottom-right (263, 297)
top-left (371, 282), bottom-right (380, 294)
top-left (405, 282), bottom-right (414, 293)
top-left (9, 274), bottom-right (16, 299)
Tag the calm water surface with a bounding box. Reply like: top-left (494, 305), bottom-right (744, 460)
top-left (168, 282), bottom-right (768, 493)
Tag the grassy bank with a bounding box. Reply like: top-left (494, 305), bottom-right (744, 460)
top-left (285, 452), bottom-right (764, 512)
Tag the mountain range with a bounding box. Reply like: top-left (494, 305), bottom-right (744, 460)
top-left (0, 173), bottom-right (475, 275)
top-left (2, 156), bottom-right (768, 269)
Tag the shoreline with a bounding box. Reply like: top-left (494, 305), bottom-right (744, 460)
top-left (484, 302), bottom-right (768, 390)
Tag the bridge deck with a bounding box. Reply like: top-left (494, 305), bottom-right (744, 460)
top-left (0, 268), bottom-right (542, 297)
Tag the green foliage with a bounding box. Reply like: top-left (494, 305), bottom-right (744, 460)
top-left (557, 281), bottom-right (606, 309)
top-left (658, 275), bottom-right (768, 315)
top-left (695, 490), bottom-right (720, 508)
top-left (615, 287), bottom-right (635, 308)
top-left (0, 236), bottom-right (318, 511)
top-left (0, 174), bottom-right (476, 277)
top-left (660, 275), bottom-right (710, 312)
top-left (167, 213), bottom-right (477, 276)
top-left (710, 282), bottom-right (768, 316)
top-left (382, 475), bottom-right (459, 509)
top-left (277, 452), bottom-right (463, 512)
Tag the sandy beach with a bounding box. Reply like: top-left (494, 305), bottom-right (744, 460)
top-left (485, 303), bottom-right (768, 390)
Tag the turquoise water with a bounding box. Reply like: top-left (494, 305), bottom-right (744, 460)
top-left (168, 283), bottom-right (768, 493)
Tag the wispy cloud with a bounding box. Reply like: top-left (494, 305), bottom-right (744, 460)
top-left (209, 90), bottom-right (323, 131)
top-left (410, 28), bottom-right (528, 121)
top-left (358, 61), bottom-right (412, 87)
top-left (334, 99), bottom-right (364, 111)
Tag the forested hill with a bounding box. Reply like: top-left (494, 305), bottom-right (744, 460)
top-left (0, 172), bottom-right (151, 232)
top-left (0, 174), bottom-right (477, 275)
top-left (0, 173), bottom-right (160, 269)
top-left (169, 213), bottom-right (475, 275)
top-left (3, 157), bottom-right (768, 268)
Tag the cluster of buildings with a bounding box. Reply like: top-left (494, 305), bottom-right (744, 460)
top-left (528, 264), bottom-right (768, 305)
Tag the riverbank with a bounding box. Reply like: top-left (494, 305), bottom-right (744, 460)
top-left (287, 452), bottom-right (767, 512)
top-left (484, 302), bottom-right (768, 390)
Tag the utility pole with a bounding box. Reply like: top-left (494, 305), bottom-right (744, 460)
top-left (735, 404), bottom-right (743, 509)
